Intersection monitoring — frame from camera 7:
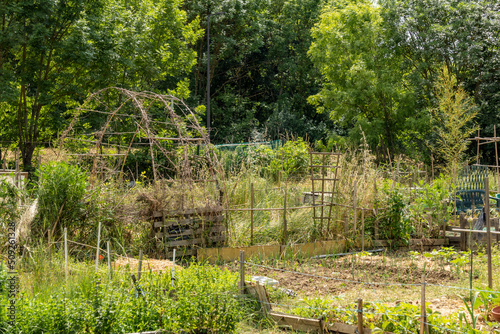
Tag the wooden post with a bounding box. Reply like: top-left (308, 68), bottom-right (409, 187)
top-left (485, 177), bottom-right (492, 289)
top-left (457, 209), bottom-right (466, 249)
top-left (476, 129), bottom-right (480, 165)
top-left (353, 181), bottom-right (357, 234)
top-left (344, 213), bottom-right (348, 234)
top-left (107, 241), bottom-right (112, 280)
top-left (283, 181), bottom-right (288, 245)
top-left (495, 125), bottom-right (500, 193)
top-left (138, 250), bottom-right (143, 281)
top-left (171, 248), bottom-right (176, 288)
top-left (320, 154), bottom-right (326, 230)
top-left (420, 274), bottom-right (429, 334)
top-left (250, 183), bottom-right (254, 245)
top-left (357, 299), bottom-right (364, 334)
top-left (239, 250), bottom-right (245, 294)
top-left (64, 228), bottom-right (68, 282)
top-left (15, 148), bottom-right (19, 188)
top-left (361, 209), bottom-right (365, 251)
top-left (310, 152), bottom-right (317, 227)
top-left (95, 222), bottom-right (101, 273)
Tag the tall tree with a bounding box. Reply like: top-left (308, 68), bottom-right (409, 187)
top-left (183, 0), bottom-right (329, 143)
top-left (0, 0), bottom-right (201, 170)
top-left (382, 0), bottom-right (500, 142)
top-left (308, 0), bottom-right (418, 154)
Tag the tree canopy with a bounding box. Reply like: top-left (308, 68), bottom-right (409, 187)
top-left (1, 0), bottom-right (499, 169)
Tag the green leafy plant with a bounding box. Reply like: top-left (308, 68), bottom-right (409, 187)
top-left (459, 292), bottom-right (481, 333)
top-left (376, 185), bottom-right (413, 247)
top-left (33, 162), bottom-right (89, 241)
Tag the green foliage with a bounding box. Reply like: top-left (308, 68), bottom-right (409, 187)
top-left (375, 185), bottom-right (413, 246)
top-left (407, 175), bottom-right (454, 238)
top-left (253, 138), bottom-right (310, 179)
top-left (0, 177), bottom-right (20, 225)
top-left (3, 264), bottom-right (250, 333)
top-left (291, 298), bottom-right (459, 333)
top-left (34, 162), bottom-right (88, 239)
top-left (430, 67), bottom-right (478, 173)
top-left (0, 0), bottom-right (202, 169)
top-left (382, 0), bottom-right (500, 142)
top-left (308, 0), bottom-right (417, 153)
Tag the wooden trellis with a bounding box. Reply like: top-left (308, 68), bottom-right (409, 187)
top-left (308, 151), bottom-right (341, 232)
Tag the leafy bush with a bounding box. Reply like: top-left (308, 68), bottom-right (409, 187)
top-left (0, 177), bottom-right (20, 225)
top-left (407, 175), bottom-right (453, 238)
top-left (34, 162), bottom-right (88, 240)
top-left (369, 182), bottom-right (413, 246)
top-left (2, 264), bottom-right (253, 333)
top-left (254, 138), bottom-right (310, 179)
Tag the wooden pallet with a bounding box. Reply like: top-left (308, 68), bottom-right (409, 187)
top-left (152, 206), bottom-right (226, 258)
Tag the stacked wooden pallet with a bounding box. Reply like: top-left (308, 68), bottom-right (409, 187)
top-left (152, 206), bottom-right (225, 258)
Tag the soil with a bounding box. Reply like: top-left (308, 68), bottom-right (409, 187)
top-left (225, 253), bottom-right (481, 318)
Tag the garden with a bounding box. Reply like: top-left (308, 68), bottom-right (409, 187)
top-left (2, 134), bottom-right (500, 333)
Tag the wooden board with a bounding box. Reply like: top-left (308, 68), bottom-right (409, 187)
top-left (152, 206), bottom-right (223, 218)
top-left (165, 248), bottom-right (197, 258)
top-left (269, 312), bottom-right (390, 334)
top-left (166, 235), bottom-right (225, 247)
top-left (269, 312), bottom-right (325, 333)
top-left (153, 215), bottom-right (224, 229)
top-left (197, 240), bottom-right (346, 263)
top-left (156, 225), bottom-right (225, 239)
top-left (372, 239), bottom-right (447, 247)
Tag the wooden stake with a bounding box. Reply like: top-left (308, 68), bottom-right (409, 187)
top-left (344, 213), bottom-right (348, 234)
top-left (361, 210), bottom-right (365, 251)
top-left (15, 148), bottom-right (19, 188)
top-left (486, 177), bottom-right (492, 289)
top-left (357, 299), bottom-right (364, 334)
top-left (250, 183), bottom-right (254, 245)
top-left (283, 181), bottom-right (288, 245)
top-left (310, 152), bottom-right (317, 228)
top-left (476, 129), bottom-right (480, 165)
top-left (138, 250), bottom-right (143, 281)
top-left (64, 228), bottom-right (68, 282)
top-left (240, 250), bottom-right (245, 294)
top-left (95, 222), bottom-right (101, 273)
top-left (320, 154), bottom-right (326, 230)
top-left (171, 248), bottom-right (176, 288)
top-left (495, 125), bottom-right (500, 193)
top-left (459, 213), bottom-right (467, 251)
top-left (353, 181), bottom-right (357, 234)
top-left (420, 274), bottom-right (429, 334)
top-left (107, 241), bottom-right (112, 280)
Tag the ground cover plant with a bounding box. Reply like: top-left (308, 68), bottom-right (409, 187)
top-left (0, 255), bottom-right (258, 334)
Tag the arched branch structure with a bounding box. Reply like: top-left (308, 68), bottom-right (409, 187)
top-left (59, 87), bottom-right (224, 211)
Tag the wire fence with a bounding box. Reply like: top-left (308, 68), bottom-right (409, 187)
top-left (14, 234), bottom-right (499, 334)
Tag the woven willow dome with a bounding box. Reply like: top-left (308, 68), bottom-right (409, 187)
top-left (60, 87), bottom-right (224, 211)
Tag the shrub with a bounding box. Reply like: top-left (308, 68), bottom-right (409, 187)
top-left (254, 138), bottom-right (310, 179)
top-left (4, 263), bottom-right (253, 333)
top-left (34, 162), bottom-right (88, 240)
top-left (0, 177), bottom-right (20, 226)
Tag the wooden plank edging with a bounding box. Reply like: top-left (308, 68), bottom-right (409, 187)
top-left (197, 240), bottom-right (346, 263)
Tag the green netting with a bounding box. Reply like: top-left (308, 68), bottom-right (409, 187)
top-left (214, 140), bottom-right (282, 151)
